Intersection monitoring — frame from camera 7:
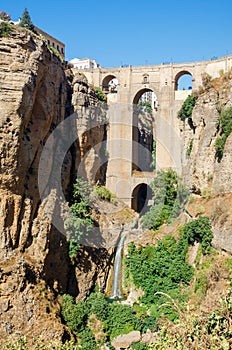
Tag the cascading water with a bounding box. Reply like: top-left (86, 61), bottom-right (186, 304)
top-left (110, 234), bottom-right (125, 299)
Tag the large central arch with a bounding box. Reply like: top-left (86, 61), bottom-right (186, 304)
top-left (132, 88), bottom-right (157, 172)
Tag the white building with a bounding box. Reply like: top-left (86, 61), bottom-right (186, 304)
top-left (69, 57), bottom-right (100, 69)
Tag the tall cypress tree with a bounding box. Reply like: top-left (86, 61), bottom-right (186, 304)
top-left (19, 8), bottom-right (35, 32)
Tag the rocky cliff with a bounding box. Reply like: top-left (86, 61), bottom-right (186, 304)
top-left (0, 27), bottom-right (127, 344)
top-left (182, 71), bottom-right (232, 253)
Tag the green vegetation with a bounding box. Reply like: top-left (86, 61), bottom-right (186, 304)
top-left (126, 217), bottom-right (213, 319)
top-left (94, 87), bottom-right (107, 104)
top-left (65, 178), bottom-right (94, 257)
top-left (141, 170), bottom-right (189, 231)
top-left (19, 8), bottom-right (35, 33)
top-left (186, 138), bottom-right (193, 158)
top-left (138, 100), bottom-right (152, 113)
top-left (61, 291), bottom-right (157, 346)
top-left (48, 45), bottom-right (63, 61)
top-left (94, 185), bottom-right (116, 203)
top-left (178, 94), bottom-right (197, 121)
top-left (0, 21), bottom-right (12, 37)
top-left (126, 235), bottom-right (193, 320)
top-left (179, 216), bottom-right (213, 255)
top-left (215, 106), bottom-right (232, 161)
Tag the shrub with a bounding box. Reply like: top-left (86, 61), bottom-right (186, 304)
top-left (138, 100), bottom-right (152, 113)
top-left (215, 107), bottom-right (232, 161)
top-left (94, 185), bottom-right (115, 202)
top-left (179, 216), bottom-right (213, 255)
top-left (65, 178), bottom-right (94, 257)
top-left (48, 45), bottom-right (63, 61)
top-left (178, 94), bottom-right (197, 121)
top-left (186, 139), bottom-right (193, 158)
top-left (126, 236), bottom-right (193, 320)
top-left (94, 87), bottom-right (107, 104)
top-left (141, 170), bottom-right (189, 231)
top-left (0, 21), bottom-right (12, 37)
top-left (61, 294), bottom-right (88, 333)
top-left (79, 328), bottom-right (98, 350)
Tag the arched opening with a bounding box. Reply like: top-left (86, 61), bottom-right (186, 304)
top-left (131, 183), bottom-right (153, 214)
top-left (102, 75), bottom-right (118, 93)
top-left (132, 89), bottom-right (157, 172)
top-left (175, 71), bottom-right (192, 91)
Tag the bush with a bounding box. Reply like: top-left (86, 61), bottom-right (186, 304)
top-left (94, 87), bottom-right (107, 104)
top-left (141, 170), bottom-right (189, 231)
top-left (178, 94), bottom-right (197, 121)
top-left (94, 185), bottom-right (115, 202)
top-left (186, 139), bottom-right (193, 158)
top-left (65, 178), bottom-right (94, 257)
top-left (61, 294), bottom-right (88, 333)
top-left (215, 107), bottom-right (232, 161)
top-left (0, 21), bottom-right (12, 37)
top-left (126, 236), bottom-right (193, 320)
top-left (48, 45), bottom-right (63, 61)
top-left (179, 216), bottom-right (213, 255)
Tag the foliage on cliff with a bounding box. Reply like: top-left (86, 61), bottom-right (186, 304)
top-left (19, 8), bottom-right (35, 32)
top-left (141, 169), bottom-right (189, 231)
top-left (215, 106), bottom-right (232, 161)
top-left (126, 217), bottom-right (213, 320)
top-left (178, 94), bottom-right (197, 121)
top-left (65, 178), bottom-right (94, 257)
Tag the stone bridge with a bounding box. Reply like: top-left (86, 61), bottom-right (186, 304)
top-left (73, 55), bottom-right (232, 211)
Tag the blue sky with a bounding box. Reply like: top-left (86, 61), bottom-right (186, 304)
top-left (2, 0), bottom-right (232, 67)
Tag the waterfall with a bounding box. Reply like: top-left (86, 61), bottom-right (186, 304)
top-left (110, 234), bottom-right (125, 299)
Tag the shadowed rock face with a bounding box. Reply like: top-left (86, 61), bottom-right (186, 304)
top-left (0, 28), bottom-right (113, 344)
top-left (0, 27), bottom-right (73, 343)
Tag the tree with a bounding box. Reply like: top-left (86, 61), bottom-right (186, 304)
top-left (19, 8), bottom-right (35, 32)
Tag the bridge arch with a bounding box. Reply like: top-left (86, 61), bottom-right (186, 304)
top-left (102, 74), bottom-right (118, 93)
top-left (131, 183), bottom-right (153, 214)
top-left (174, 70), bottom-right (193, 91)
top-left (132, 88), bottom-right (156, 172)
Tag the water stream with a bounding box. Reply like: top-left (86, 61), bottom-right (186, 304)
top-left (110, 234), bottom-right (125, 299)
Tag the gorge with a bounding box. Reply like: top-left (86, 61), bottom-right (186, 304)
top-left (1, 23), bottom-right (232, 350)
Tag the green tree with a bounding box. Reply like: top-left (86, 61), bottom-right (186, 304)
top-left (19, 8), bottom-right (35, 32)
top-left (178, 94), bottom-right (197, 121)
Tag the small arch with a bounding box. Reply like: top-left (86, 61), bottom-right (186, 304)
top-left (102, 75), bottom-right (118, 93)
top-left (175, 71), bottom-right (192, 91)
top-left (131, 183), bottom-right (152, 214)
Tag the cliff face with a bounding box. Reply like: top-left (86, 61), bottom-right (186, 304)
top-left (182, 72), bottom-right (232, 253)
top-left (0, 27), bottom-right (73, 342)
top-left (0, 27), bottom-right (115, 344)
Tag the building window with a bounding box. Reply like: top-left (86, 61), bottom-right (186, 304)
top-left (57, 45), bottom-right (60, 51)
top-left (48, 39), bottom-right (50, 45)
top-left (143, 75), bottom-right (149, 84)
top-left (61, 48), bottom-right (64, 54)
